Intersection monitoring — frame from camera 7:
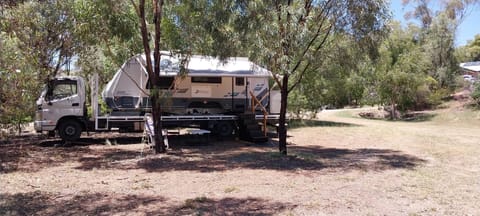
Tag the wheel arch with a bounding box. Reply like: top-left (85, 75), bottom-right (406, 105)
top-left (56, 116), bottom-right (87, 131)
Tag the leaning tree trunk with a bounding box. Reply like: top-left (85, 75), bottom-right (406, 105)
top-left (278, 75), bottom-right (289, 155)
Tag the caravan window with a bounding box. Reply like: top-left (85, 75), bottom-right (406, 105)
top-left (158, 77), bottom-right (175, 89)
top-left (235, 77), bottom-right (245, 86)
top-left (147, 76), bottom-right (175, 89)
top-left (191, 77), bottom-right (222, 84)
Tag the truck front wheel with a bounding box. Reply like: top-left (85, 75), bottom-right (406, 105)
top-left (58, 120), bottom-right (82, 141)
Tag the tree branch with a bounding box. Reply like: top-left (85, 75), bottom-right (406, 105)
top-left (153, 0), bottom-right (164, 82)
top-left (288, 61), bottom-right (311, 93)
top-left (129, 0), bottom-right (140, 17)
top-left (136, 0), bottom-right (154, 85)
top-left (289, 1), bottom-right (333, 76)
top-left (288, 23), bottom-right (333, 93)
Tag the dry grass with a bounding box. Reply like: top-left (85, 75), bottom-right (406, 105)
top-left (1, 101), bottom-right (480, 215)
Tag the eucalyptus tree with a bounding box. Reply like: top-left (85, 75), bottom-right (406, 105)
top-left (0, 1), bottom-right (78, 132)
top-left (73, 0), bottom-right (143, 85)
top-left (0, 33), bottom-right (38, 134)
top-left (423, 13), bottom-right (458, 88)
top-left (244, 0), bottom-right (389, 155)
top-left (403, 0), bottom-right (480, 89)
top-left (129, 0), bottom-right (253, 153)
top-left (456, 34), bottom-right (480, 62)
top-left (376, 22), bottom-right (431, 118)
top-left (1, 0), bottom-right (78, 81)
top-left (288, 32), bottom-right (380, 115)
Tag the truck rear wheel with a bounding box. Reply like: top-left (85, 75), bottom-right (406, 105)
top-left (58, 120), bottom-right (82, 141)
top-left (214, 121), bottom-right (234, 137)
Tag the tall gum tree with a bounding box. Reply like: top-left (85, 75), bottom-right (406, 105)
top-left (130, 0), bottom-right (167, 153)
top-left (129, 0), bottom-right (253, 153)
top-left (246, 0), bottom-right (389, 155)
top-left (403, 0), bottom-right (480, 88)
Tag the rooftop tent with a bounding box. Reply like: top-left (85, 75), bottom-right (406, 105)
top-left (102, 54), bottom-right (149, 110)
top-left (101, 52), bottom-right (271, 110)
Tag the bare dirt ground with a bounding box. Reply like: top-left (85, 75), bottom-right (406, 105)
top-left (1, 100), bottom-right (480, 215)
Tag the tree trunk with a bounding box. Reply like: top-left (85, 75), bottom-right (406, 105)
top-left (151, 89), bottom-right (166, 153)
top-left (152, 0), bottom-right (165, 153)
top-left (390, 99), bottom-right (396, 120)
top-left (278, 75), bottom-right (289, 155)
top-left (135, 0), bottom-right (166, 153)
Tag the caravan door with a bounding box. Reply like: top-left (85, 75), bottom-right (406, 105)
top-left (246, 77), bottom-right (269, 111)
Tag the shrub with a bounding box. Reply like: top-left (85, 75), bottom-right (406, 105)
top-left (471, 83), bottom-right (480, 105)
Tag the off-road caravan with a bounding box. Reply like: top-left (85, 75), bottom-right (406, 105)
top-left (102, 52), bottom-right (274, 115)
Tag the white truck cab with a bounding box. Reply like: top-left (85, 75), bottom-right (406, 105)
top-left (35, 76), bottom-right (86, 140)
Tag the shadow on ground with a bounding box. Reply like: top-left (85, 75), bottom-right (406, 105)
top-left (38, 135), bottom-right (144, 147)
top-left (400, 113), bottom-right (437, 122)
top-left (0, 135), bottom-right (144, 174)
top-left (1, 134), bottom-right (425, 174)
top-left (137, 144), bottom-right (426, 173)
top-left (359, 111), bottom-right (437, 123)
top-left (0, 191), bottom-right (293, 216)
top-left (169, 196), bottom-right (294, 215)
top-left (288, 119), bottom-right (359, 129)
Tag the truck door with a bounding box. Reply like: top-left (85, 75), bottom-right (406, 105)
top-left (42, 79), bottom-right (83, 125)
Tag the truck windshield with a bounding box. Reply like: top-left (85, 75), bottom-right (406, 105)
top-left (46, 80), bottom-right (77, 100)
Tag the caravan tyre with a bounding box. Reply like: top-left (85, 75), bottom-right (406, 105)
top-left (58, 120), bottom-right (82, 141)
top-left (214, 121), bottom-right (234, 137)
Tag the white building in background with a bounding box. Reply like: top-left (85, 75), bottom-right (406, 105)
top-left (460, 62), bottom-right (480, 76)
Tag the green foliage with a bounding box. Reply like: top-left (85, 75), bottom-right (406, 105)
top-left (0, 70), bottom-right (37, 134)
top-left (288, 31), bottom-right (385, 114)
top-left (2, 0), bottom-right (78, 80)
top-left (165, 0), bottom-right (248, 58)
top-left (0, 0), bottom-right (144, 128)
top-left (422, 13), bottom-right (458, 88)
top-left (0, 23), bottom-right (39, 134)
top-left (471, 83), bottom-right (480, 105)
top-left (375, 22), bottom-right (430, 115)
top-left (73, 0), bottom-right (143, 85)
top-left (371, 15), bottom-right (463, 115)
top-left (243, 1), bottom-right (390, 153)
top-left (456, 34), bottom-right (480, 62)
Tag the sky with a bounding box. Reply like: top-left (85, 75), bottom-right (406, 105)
top-left (390, 0), bottom-right (480, 47)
